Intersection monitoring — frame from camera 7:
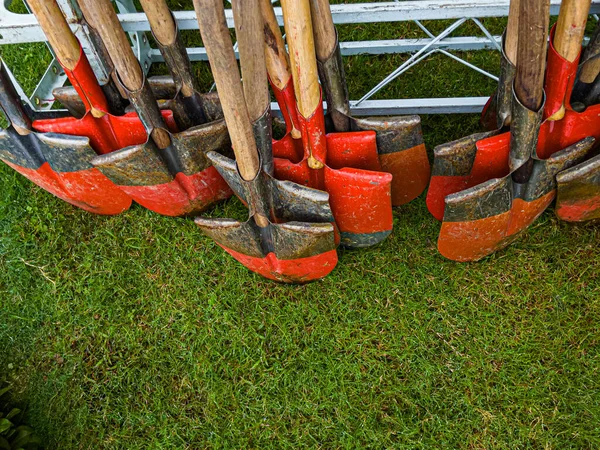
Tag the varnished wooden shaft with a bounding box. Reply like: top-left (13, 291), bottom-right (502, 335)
top-left (140, 0), bottom-right (177, 46)
top-left (554, 0), bottom-right (591, 62)
top-left (261, 0), bottom-right (291, 91)
top-left (232, 0), bottom-right (270, 123)
top-left (309, 0), bottom-right (337, 61)
top-left (515, 0), bottom-right (550, 111)
top-left (195, 0), bottom-right (261, 181)
top-left (280, 0), bottom-right (321, 117)
top-left (27, 0), bottom-right (80, 70)
top-left (78, 0), bottom-right (144, 93)
top-left (505, 0), bottom-right (520, 64)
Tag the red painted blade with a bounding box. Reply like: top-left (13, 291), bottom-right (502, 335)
top-left (427, 132), bottom-right (511, 220)
top-left (33, 110), bottom-right (178, 155)
top-left (119, 167), bottom-right (232, 217)
top-left (219, 245), bottom-right (338, 283)
top-left (438, 193), bottom-right (554, 262)
top-left (3, 160), bottom-right (131, 215)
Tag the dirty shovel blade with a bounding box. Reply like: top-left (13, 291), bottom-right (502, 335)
top-left (92, 121), bottom-right (233, 216)
top-left (196, 217), bottom-right (338, 283)
top-left (33, 110), bottom-right (177, 155)
top-left (555, 153), bottom-right (600, 221)
top-left (196, 151), bottom-right (338, 283)
top-left (426, 130), bottom-right (507, 220)
top-left (0, 128), bottom-right (131, 214)
top-left (438, 137), bottom-right (595, 261)
top-left (350, 115), bottom-right (430, 206)
top-left (273, 156), bottom-right (393, 248)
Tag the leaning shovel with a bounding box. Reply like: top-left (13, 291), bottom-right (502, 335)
top-left (426, 0), bottom-right (520, 221)
top-left (550, 12), bottom-right (600, 222)
top-left (0, 60), bottom-right (132, 215)
top-left (437, 0), bottom-right (593, 262)
top-left (260, 0), bottom-right (304, 164)
top-left (77, 0), bottom-right (233, 217)
top-left (194, 0), bottom-right (338, 283)
top-left (308, 0), bottom-right (430, 206)
top-left (272, 0), bottom-right (394, 249)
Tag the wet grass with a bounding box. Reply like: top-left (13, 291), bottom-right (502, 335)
top-left (1, 1), bottom-right (600, 448)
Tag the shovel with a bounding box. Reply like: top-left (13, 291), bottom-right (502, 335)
top-left (0, 60), bottom-right (132, 215)
top-left (307, 0), bottom-right (430, 206)
top-left (437, 0), bottom-right (594, 262)
top-left (194, 0), bottom-right (338, 283)
top-left (76, 0), bottom-right (233, 217)
top-left (426, 0), bottom-right (520, 221)
top-left (551, 19), bottom-right (600, 222)
top-left (26, 0), bottom-right (177, 157)
top-left (53, 14), bottom-right (128, 118)
top-left (271, 0), bottom-right (394, 249)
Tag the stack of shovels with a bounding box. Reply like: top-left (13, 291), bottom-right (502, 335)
top-left (427, 0), bottom-right (599, 261)
top-left (1, 0), bottom-right (598, 281)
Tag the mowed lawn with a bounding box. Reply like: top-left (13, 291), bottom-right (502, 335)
top-left (1, 0), bottom-right (600, 448)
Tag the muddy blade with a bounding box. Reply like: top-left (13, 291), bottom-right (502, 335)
top-left (93, 144), bottom-right (231, 217)
top-left (324, 167), bottom-right (393, 248)
top-left (427, 130), bottom-right (507, 220)
top-left (437, 138), bottom-right (594, 262)
top-left (556, 154), bottom-right (600, 222)
top-left (438, 177), bottom-right (554, 262)
top-left (195, 218), bottom-right (338, 283)
top-left (0, 129), bottom-right (131, 215)
top-left (92, 123), bottom-right (233, 216)
top-left (352, 115), bottom-right (430, 206)
top-left (274, 159), bottom-right (393, 248)
top-left (273, 129), bottom-right (393, 248)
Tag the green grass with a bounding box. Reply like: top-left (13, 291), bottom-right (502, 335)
top-left (1, 1), bottom-right (600, 448)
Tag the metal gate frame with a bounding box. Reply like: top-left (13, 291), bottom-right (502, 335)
top-left (1, 0), bottom-right (600, 115)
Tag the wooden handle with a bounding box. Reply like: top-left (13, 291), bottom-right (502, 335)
top-left (78, 0), bottom-right (144, 93)
top-left (505, 0), bottom-right (520, 65)
top-left (140, 0), bottom-right (177, 47)
top-left (194, 0), bottom-right (260, 182)
top-left (580, 56), bottom-right (600, 83)
top-left (232, 0), bottom-right (270, 123)
top-left (309, 0), bottom-right (337, 62)
top-left (515, 0), bottom-right (550, 111)
top-left (280, 0), bottom-right (321, 118)
top-left (261, 0), bottom-right (292, 91)
top-left (27, 0), bottom-right (81, 70)
top-left (554, 0), bottom-right (591, 63)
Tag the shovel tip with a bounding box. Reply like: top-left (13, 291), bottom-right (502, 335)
top-left (222, 246), bottom-right (338, 284)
